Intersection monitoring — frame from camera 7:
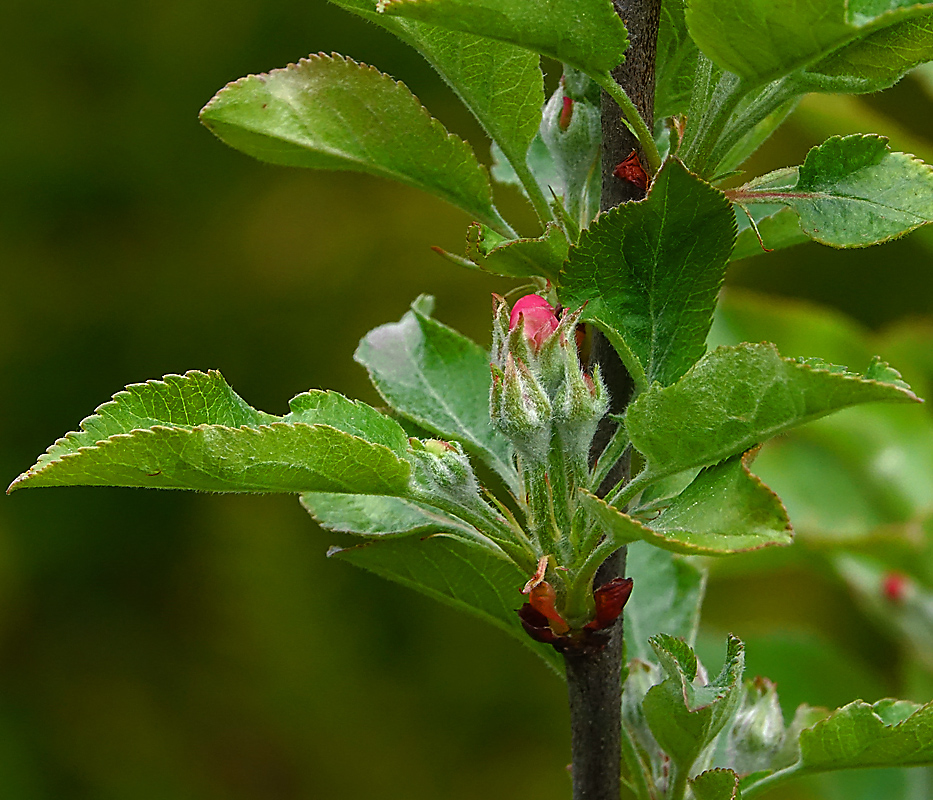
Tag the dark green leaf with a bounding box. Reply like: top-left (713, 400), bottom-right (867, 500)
top-left (732, 135), bottom-right (933, 247)
top-left (354, 297), bottom-right (519, 492)
top-left (200, 54), bottom-right (509, 232)
top-left (464, 221), bottom-right (568, 281)
top-left (624, 543), bottom-right (706, 663)
top-left (330, 0), bottom-right (543, 174)
top-left (9, 423), bottom-right (411, 495)
top-left (686, 0), bottom-right (933, 89)
top-left (560, 158), bottom-right (736, 389)
top-left (625, 343), bottom-right (919, 480)
top-left (692, 769), bottom-right (743, 800)
top-left (329, 533), bottom-right (562, 671)
top-left (377, 0), bottom-right (629, 75)
top-left (642, 634), bottom-right (745, 773)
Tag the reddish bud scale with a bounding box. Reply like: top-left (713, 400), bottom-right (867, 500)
top-left (613, 150), bottom-right (648, 192)
top-left (585, 577), bottom-right (634, 631)
top-left (559, 96), bottom-right (574, 131)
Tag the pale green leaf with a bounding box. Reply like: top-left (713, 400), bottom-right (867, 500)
top-left (9, 423), bottom-right (411, 495)
top-left (732, 135), bottom-right (933, 247)
top-left (624, 543), bottom-right (706, 663)
top-left (301, 492), bottom-right (475, 537)
top-left (559, 158), bottom-right (737, 390)
top-left (464, 221), bottom-right (568, 281)
top-left (199, 54), bottom-right (509, 232)
top-left (330, 0), bottom-right (543, 172)
top-left (285, 389), bottom-right (410, 453)
top-left (625, 343), bottom-right (919, 480)
top-left (655, 0), bottom-right (699, 117)
top-left (643, 634), bottom-right (745, 773)
top-left (685, 0), bottom-right (933, 89)
top-left (329, 533), bottom-right (563, 671)
top-left (692, 769), bottom-right (743, 800)
top-left (579, 450), bottom-right (793, 556)
top-left (376, 0), bottom-right (629, 75)
top-left (355, 297), bottom-right (519, 492)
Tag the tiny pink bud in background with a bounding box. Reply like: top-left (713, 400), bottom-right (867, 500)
top-left (883, 571), bottom-right (910, 603)
top-left (510, 294), bottom-right (559, 350)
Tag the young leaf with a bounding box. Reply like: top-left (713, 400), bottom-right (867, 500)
top-left (328, 533), bottom-right (563, 672)
top-left (285, 389), bottom-right (410, 454)
top-left (463, 221), bottom-right (568, 281)
top-left (199, 54), bottom-right (510, 233)
top-left (376, 0), bottom-right (629, 76)
top-left (730, 135), bottom-right (933, 247)
top-left (559, 158), bottom-right (736, 390)
top-left (685, 0), bottom-right (933, 89)
top-left (692, 769), bottom-right (743, 800)
top-left (9, 423), bottom-right (412, 495)
top-left (354, 297), bottom-right (519, 493)
top-left (625, 343), bottom-right (919, 480)
top-left (655, 0), bottom-right (699, 117)
top-left (579, 449), bottom-right (793, 556)
top-left (624, 543), bottom-right (706, 663)
top-left (642, 634), bottom-right (745, 774)
top-left (330, 0), bottom-right (543, 177)
top-left (301, 492), bottom-right (475, 537)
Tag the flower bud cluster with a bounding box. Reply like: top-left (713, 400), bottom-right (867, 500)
top-left (490, 294), bottom-right (607, 470)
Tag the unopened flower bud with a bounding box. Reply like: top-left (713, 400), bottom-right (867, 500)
top-left (728, 677), bottom-right (785, 776)
top-left (409, 438), bottom-right (480, 506)
top-left (509, 294), bottom-right (559, 351)
top-left (491, 354), bottom-right (552, 464)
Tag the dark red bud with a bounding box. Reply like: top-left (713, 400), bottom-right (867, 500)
top-left (559, 96), bottom-right (574, 131)
top-left (517, 603), bottom-right (562, 645)
top-left (585, 577), bottom-right (634, 631)
top-left (613, 150), bottom-right (648, 192)
top-left (883, 572), bottom-right (909, 603)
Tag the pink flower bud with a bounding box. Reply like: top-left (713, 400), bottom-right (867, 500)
top-left (883, 571), bottom-right (910, 603)
top-left (509, 294), bottom-right (559, 350)
top-left (559, 96), bottom-right (574, 131)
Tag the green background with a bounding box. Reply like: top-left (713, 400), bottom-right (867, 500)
top-left (1, 2), bottom-right (931, 797)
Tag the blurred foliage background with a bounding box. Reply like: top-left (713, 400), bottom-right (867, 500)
top-left (1, 2), bottom-right (932, 798)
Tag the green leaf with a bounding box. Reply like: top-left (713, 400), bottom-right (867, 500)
top-left (330, 0), bottom-right (543, 175)
top-left (625, 343), bottom-right (919, 480)
top-left (642, 633), bottom-right (745, 773)
top-left (376, 0), bottom-right (629, 75)
top-left (732, 135), bottom-right (933, 247)
top-left (285, 389), bottom-right (410, 453)
top-left (354, 297), bottom-right (519, 493)
top-left (731, 205), bottom-right (808, 261)
top-left (199, 54), bottom-right (510, 233)
top-left (803, 698), bottom-right (933, 769)
top-left (9, 370), bottom-right (413, 495)
top-left (9, 423), bottom-right (411, 495)
top-left (624, 543), bottom-right (706, 663)
top-left (559, 158), bottom-right (736, 390)
top-left (685, 0), bottom-right (933, 89)
top-left (301, 492), bottom-right (475, 537)
top-left (655, 0), bottom-right (699, 117)
top-left (692, 769), bottom-right (743, 800)
top-left (328, 533), bottom-right (563, 672)
top-left (464, 221), bottom-right (568, 281)
top-left (580, 449), bottom-right (793, 555)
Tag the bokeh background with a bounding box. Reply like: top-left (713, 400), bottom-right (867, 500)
top-left (2, 2), bottom-right (932, 798)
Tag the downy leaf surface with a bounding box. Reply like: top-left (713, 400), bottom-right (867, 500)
top-left (625, 343), bottom-right (919, 480)
top-left (376, 0), bottom-right (629, 76)
top-left (301, 492), bottom-right (476, 537)
top-left (692, 769), bottom-right (743, 800)
top-left (199, 54), bottom-right (508, 231)
top-left (330, 0), bottom-right (543, 175)
top-left (733, 134), bottom-right (933, 247)
top-left (355, 297), bottom-right (519, 493)
top-left (560, 158), bottom-right (736, 390)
